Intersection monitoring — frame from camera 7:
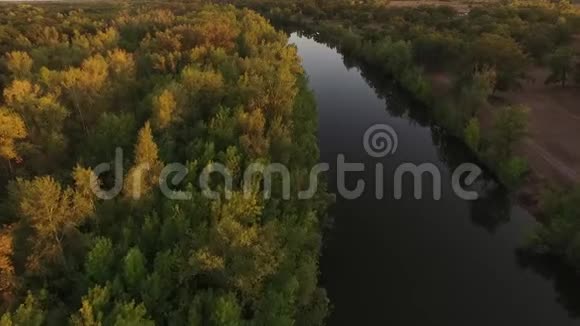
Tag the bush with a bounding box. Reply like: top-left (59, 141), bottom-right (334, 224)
top-left (498, 156), bottom-right (528, 187)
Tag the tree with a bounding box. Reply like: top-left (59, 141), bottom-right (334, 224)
top-left (152, 89), bottom-right (177, 130)
top-left (0, 108), bottom-right (27, 167)
top-left (0, 227), bottom-right (15, 305)
top-left (210, 293), bottom-right (242, 326)
top-left (124, 122), bottom-right (163, 199)
top-left (499, 156), bottom-right (528, 187)
top-left (70, 284), bottom-right (111, 326)
top-left (523, 24), bottom-right (555, 62)
top-left (2, 80), bottom-right (68, 173)
top-left (545, 46), bottom-right (575, 87)
top-left (471, 33), bottom-right (528, 91)
top-left (60, 55), bottom-right (110, 133)
top-left (106, 49), bottom-right (137, 107)
top-left (123, 247), bottom-right (146, 291)
top-left (457, 67), bottom-right (496, 120)
top-left (464, 118), bottom-right (481, 152)
top-left (85, 237), bottom-right (114, 284)
top-left (8, 167), bottom-right (95, 270)
top-left (2, 292), bottom-right (46, 326)
top-left (83, 112), bottom-right (136, 165)
top-left (413, 31), bottom-right (462, 69)
top-left (490, 105), bottom-right (528, 161)
top-left (236, 108), bottom-right (268, 158)
top-left (112, 301), bottom-right (154, 326)
top-left (5, 51), bottom-right (33, 79)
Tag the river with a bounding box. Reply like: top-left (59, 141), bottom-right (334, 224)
top-left (289, 33), bottom-right (580, 325)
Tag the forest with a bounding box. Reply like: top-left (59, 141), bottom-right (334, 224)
top-left (0, 2), bottom-right (329, 325)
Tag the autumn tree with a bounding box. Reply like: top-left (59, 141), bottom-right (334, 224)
top-left (124, 122), bottom-right (163, 199)
top-left (7, 167), bottom-right (95, 271)
top-left (59, 55), bottom-right (110, 133)
top-left (2, 80), bottom-right (68, 173)
top-left (152, 89), bottom-right (177, 130)
top-left (5, 51), bottom-right (33, 79)
top-left (0, 292), bottom-right (46, 326)
top-left (0, 228), bottom-right (16, 307)
top-left (69, 284), bottom-right (111, 326)
top-left (0, 108), bottom-right (27, 171)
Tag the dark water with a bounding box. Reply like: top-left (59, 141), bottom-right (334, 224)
top-left (289, 33), bottom-right (580, 325)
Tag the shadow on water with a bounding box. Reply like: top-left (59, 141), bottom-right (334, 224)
top-left (286, 29), bottom-right (580, 325)
top-left (516, 250), bottom-right (580, 319)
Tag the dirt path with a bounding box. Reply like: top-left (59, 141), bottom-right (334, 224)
top-left (525, 139), bottom-right (580, 183)
top-left (502, 67), bottom-right (580, 187)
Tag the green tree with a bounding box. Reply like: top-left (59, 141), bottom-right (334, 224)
top-left (464, 118), bottom-right (481, 152)
top-left (83, 112), bottom-right (136, 165)
top-left (471, 33), bottom-right (528, 91)
top-left (3, 292), bottom-right (46, 326)
top-left (70, 284), bottom-right (111, 326)
top-left (123, 247), bottom-right (146, 291)
top-left (210, 293), bottom-right (242, 326)
top-left (490, 105), bottom-right (528, 161)
top-left (545, 46), bottom-right (575, 87)
top-left (458, 67), bottom-right (496, 116)
top-left (523, 24), bottom-right (555, 62)
top-left (112, 301), bottom-right (154, 326)
top-left (85, 237), bottom-right (114, 284)
top-left (499, 156), bottom-right (528, 187)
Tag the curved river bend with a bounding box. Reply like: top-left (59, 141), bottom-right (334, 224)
top-left (289, 33), bottom-right (580, 325)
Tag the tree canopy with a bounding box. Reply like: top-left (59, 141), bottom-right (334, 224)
top-left (0, 3), bottom-right (329, 325)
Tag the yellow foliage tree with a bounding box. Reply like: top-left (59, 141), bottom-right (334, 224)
top-left (124, 122), bottom-right (163, 199)
top-left (2, 80), bottom-right (68, 173)
top-left (0, 227), bottom-right (16, 305)
top-left (60, 55), bottom-right (110, 132)
top-left (236, 108), bottom-right (268, 158)
top-left (0, 108), bottom-right (27, 163)
top-left (191, 6), bottom-right (240, 51)
top-left (8, 168), bottom-right (95, 271)
top-left (5, 51), bottom-right (33, 79)
top-left (152, 89), bottom-right (176, 130)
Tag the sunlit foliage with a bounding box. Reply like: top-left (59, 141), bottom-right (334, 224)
top-left (0, 3), bottom-right (328, 325)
